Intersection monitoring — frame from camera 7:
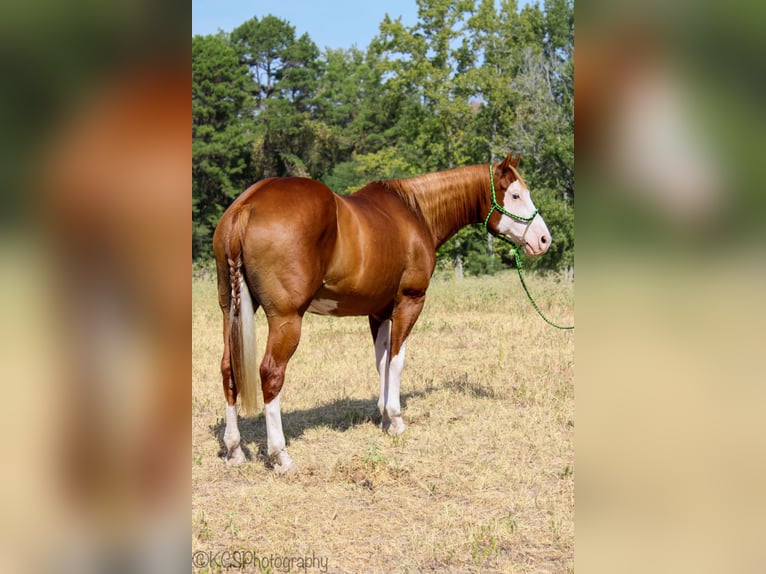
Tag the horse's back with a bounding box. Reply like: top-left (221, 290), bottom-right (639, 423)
top-left (225, 177), bottom-right (336, 222)
top-left (216, 177), bottom-right (337, 245)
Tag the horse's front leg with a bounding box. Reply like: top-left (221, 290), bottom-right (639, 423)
top-left (370, 293), bottom-right (424, 435)
top-left (383, 337), bottom-right (408, 436)
top-left (370, 317), bottom-right (393, 431)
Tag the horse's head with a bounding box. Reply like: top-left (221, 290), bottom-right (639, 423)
top-left (488, 151), bottom-right (551, 256)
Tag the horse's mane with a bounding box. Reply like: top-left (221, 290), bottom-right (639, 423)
top-left (380, 165), bottom-right (489, 244)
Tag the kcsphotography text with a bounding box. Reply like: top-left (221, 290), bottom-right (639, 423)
top-left (192, 549), bottom-right (328, 572)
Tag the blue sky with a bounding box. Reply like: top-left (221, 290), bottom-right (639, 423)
top-left (192, 0), bottom-right (421, 51)
top-left (192, 0), bottom-right (532, 52)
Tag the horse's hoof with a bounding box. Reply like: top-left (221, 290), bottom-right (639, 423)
top-left (226, 446), bottom-right (245, 466)
top-left (386, 418), bottom-right (407, 436)
top-left (274, 460), bottom-right (299, 477)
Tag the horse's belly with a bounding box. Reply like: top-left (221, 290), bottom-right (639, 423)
top-left (307, 297), bottom-right (339, 316)
top-left (306, 284), bottom-right (394, 317)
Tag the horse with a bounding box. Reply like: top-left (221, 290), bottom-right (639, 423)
top-left (213, 151), bottom-right (551, 474)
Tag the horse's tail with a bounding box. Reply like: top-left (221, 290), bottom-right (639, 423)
top-left (226, 209), bottom-right (259, 416)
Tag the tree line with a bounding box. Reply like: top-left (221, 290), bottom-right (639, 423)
top-left (193, 0), bottom-right (573, 274)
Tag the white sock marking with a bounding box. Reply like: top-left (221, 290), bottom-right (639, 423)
top-left (374, 320), bottom-right (391, 415)
top-left (264, 393), bottom-right (294, 471)
top-left (386, 340), bottom-right (407, 419)
top-left (223, 403), bottom-right (240, 451)
top-left (264, 394), bottom-right (285, 455)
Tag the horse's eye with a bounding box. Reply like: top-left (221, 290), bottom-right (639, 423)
top-left (512, 193), bottom-right (520, 199)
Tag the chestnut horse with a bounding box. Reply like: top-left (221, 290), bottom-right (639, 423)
top-left (213, 151), bottom-right (551, 473)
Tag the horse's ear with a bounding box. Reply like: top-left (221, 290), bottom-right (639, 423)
top-left (500, 150), bottom-right (521, 170)
top-left (500, 150), bottom-right (514, 170)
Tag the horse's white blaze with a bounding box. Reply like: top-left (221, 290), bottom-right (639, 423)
top-left (497, 180), bottom-right (551, 255)
top-left (307, 297), bottom-right (339, 315)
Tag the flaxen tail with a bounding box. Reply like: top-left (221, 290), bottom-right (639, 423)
top-left (227, 210), bottom-right (259, 415)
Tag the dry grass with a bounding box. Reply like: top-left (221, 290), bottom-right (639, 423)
top-left (192, 270), bottom-right (574, 573)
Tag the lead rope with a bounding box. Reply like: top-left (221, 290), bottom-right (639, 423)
top-left (485, 164), bottom-right (574, 330)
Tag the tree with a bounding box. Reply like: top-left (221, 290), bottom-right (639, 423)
top-left (502, 0), bottom-right (574, 270)
top-left (192, 33), bottom-right (256, 258)
top-left (232, 16), bottom-right (326, 179)
top-left (191, 3), bottom-right (574, 273)
top-left (371, 0), bottom-right (476, 171)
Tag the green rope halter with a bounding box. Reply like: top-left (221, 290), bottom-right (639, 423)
top-left (484, 163), bottom-right (574, 330)
top-left (483, 162), bottom-right (538, 229)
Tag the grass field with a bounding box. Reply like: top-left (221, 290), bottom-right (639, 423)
top-left (192, 270), bottom-right (574, 573)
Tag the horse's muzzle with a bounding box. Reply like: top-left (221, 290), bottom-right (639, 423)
top-left (524, 234), bottom-right (551, 256)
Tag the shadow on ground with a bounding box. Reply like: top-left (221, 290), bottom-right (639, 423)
top-left (208, 375), bottom-right (503, 467)
top-left (209, 390), bottom-right (421, 462)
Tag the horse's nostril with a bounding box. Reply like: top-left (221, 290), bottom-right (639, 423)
top-left (541, 236), bottom-right (548, 244)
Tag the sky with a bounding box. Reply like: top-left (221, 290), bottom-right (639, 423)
top-left (192, 0), bottom-right (421, 51)
top-left (192, 0), bottom-right (533, 52)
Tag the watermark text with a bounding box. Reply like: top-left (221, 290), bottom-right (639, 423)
top-left (192, 549), bottom-right (328, 572)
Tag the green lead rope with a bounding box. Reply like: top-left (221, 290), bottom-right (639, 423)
top-left (509, 245), bottom-right (574, 330)
top-left (485, 163), bottom-right (574, 330)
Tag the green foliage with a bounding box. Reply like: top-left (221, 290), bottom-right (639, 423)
top-left (439, 226), bottom-right (500, 277)
top-left (192, 1), bottom-right (574, 272)
top-left (192, 33), bottom-right (257, 258)
top-left (322, 148), bottom-right (419, 195)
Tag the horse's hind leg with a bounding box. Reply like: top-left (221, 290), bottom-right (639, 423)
top-left (261, 312), bottom-right (302, 475)
top-left (219, 307), bottom-right (246, 465)
top-left (216, 252), bottom-right (249, 466)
